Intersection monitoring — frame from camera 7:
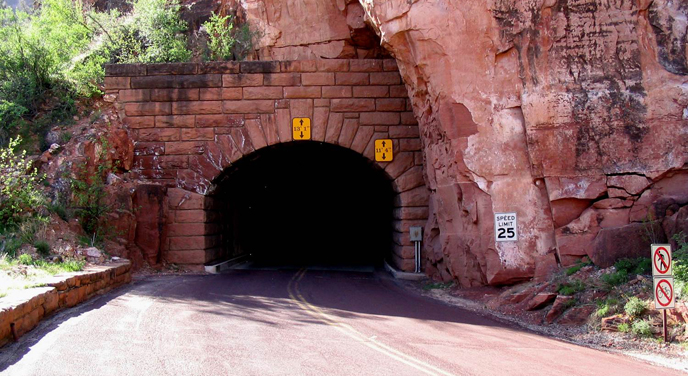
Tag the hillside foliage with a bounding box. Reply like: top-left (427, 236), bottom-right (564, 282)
top-left (0, 0), bottom-right (249, 143)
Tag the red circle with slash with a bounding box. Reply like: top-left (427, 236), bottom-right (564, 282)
top-left (653, 247), bottom-right (671, 275)
top-left (655, 279), bottom-right (673, 307)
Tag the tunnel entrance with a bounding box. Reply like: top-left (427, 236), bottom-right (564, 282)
top-left (215, 142), bottom-right (395, 269)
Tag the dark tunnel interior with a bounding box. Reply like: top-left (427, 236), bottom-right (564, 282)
top-left (217, 141), bottom-right (395, 268)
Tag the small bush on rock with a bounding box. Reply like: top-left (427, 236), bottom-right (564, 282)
top-left (624, 297), bottom-right (646, 318)
top-left (614, 257), bottom-right (651, 276)
top-left (631, 319), bottom-right (652, 338)
top-left (18, 253), bottom-right (33, 265)
top-left (602, 269), bottom-right (628, 288)
top-left (35, 240), bottom-right (50, 257)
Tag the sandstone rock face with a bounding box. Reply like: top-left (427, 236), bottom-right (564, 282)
top-left (358, 0), bottom-right (688, 285)
top-left (243, 0), bottom-right (388, 60)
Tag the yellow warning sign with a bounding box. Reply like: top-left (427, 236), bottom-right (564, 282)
top-left (292, 118), bottom-right (311, 140)
top-left (375, 139), bottom-right (393, 162)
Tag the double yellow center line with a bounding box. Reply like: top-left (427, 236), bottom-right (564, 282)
top-left (287, 268), bottom-right (455, 376)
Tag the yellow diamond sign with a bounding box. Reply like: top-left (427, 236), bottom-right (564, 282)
top-left (292, 118), bottom-right (311, 140)
top-left (375, 139), bottom-right (393, 162)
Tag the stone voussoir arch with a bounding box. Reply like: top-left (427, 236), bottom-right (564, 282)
top-left (105, 59), bottom-right (429, 272)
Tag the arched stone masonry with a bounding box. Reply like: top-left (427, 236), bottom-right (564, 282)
top-left (105, 59), bottom-right (428, 271)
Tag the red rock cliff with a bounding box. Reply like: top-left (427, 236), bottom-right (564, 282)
top-left (214, 0), bottom-right (688, 286)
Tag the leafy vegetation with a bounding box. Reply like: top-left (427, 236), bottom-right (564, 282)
top-left (71, 137), bottom-right (117, 246)
top-left (35, 240), bottom-right (50, 257)
top-left (614, 257), bottom-right (651, 276)
top-left (673, 232), bottom-right (688, 300)
top-left (557, 280), bottom-right (586, 296)
top-left (601, 268), bottom-right (628, 288)
top-left (0, 137), bottom-right (44, 229)
top-left (422, 281), bottom-right (454, 291)
top-left (623, 297), bottom-right (646, 318)
top-left (631, 319), bottom-right (652, 338)
top-left (595, 297), bottom-right (620, 318)
top-left (203, 12), bottom-right (235, 61)
top-left (0, 0), bottom-right (252, 144)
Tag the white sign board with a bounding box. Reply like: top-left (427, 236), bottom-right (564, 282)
top-left (654, 277), bottom-right (675, 309)
top-left (651, 244), bottom-right (672, 277)
top-left (409, 226), bottom-right (423, 242)
top-left (494, 212), bottom-right (518, 242)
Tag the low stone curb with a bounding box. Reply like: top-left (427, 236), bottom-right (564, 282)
top-left (0, 260), bottom-right (132, 347)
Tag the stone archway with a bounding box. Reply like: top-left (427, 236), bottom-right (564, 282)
top-left (105, 59), bottom-right (429, 271)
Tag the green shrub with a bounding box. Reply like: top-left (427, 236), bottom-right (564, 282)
top-left (566, 264), bottom-right (583, 276)
top-left (60, 260), bottom-right (84, 272)
top-left (0, 236), bottom-right (22, 258)
top-left (107, 0), bottom-right (192, 64)
top-left (595, 297), bottom-right (621, 318)
top-left (673, 233), bottom-right (688, 282)
top-left (618, 323), bottom-right (630, 333)
top-left (71, 137), bottom-right (116, 245)
top-left (34, 240), bottom-right (50, 257)
top-left (0, 137), bottom-right (44, 229)
top-left (631, 319), bottom-right (652, 338)
top-left (602, 269), bottom-right (628, 288)
top-left (231, 23), bottom-right (257, 60)
top-left (203, 12), bottom-right (235, 61)
top-left (557, 280), bottom-right (586, 295)
top-left (624, 297), bottom-right (646, 318)
top-left (48, 201), bottom-right (68, 221)
top-left (18, 253), bottom-right (33, 265)
top-left (595, 304), bottom-right (610, 318)
top-left (422, 282), bottom-right (454, 290)
top-left (614, 257), bottom-right (651, 276)
top-left (0, 0), bottom-right (193, 134)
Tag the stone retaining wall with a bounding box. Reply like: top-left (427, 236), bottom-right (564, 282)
top-left (0, 261), bottom-right (132, 347)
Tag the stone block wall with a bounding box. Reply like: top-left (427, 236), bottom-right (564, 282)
top-left (0, 261), bottom-right (132, 347)
top-left (105, 60), bottom-right (429, 271)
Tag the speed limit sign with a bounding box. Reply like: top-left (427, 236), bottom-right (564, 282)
top-left (494, 212), bottom-right (518, 242)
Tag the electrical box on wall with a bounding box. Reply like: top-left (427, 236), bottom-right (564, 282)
top-left (409, 227), bottom-right (423, 242)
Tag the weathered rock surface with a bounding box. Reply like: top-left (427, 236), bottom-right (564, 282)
top-left (356, 0), bottom-right (688, 285)
top-left (242, 0), bottom-right (388, 60)
top-left (526, 292), bottom-right (557, 311)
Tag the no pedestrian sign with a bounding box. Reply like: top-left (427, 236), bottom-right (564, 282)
top-left (654, 277), bottom-right (675, 309)
top-left (652, 244), bottom-right (672, 277)
top-left (494, 212), bottom-right (518, 242)
top-left (292, 118), bottom-right (311, 140)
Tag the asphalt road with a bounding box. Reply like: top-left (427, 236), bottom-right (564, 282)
top-left (0, 269), bottom-right (676, 375)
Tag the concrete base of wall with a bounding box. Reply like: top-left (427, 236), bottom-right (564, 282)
top-left (384, 260), bottom-right (427, 281)
top-left (0, 261), bottom-right (132, 348)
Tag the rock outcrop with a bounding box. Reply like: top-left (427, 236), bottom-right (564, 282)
top-left (357, 0), bottom-right (688, 285)
top-left (242, 0), bottom-right (388, 60)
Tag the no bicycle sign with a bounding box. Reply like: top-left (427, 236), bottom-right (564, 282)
top-left (654, 277), bottom-right (675, 309)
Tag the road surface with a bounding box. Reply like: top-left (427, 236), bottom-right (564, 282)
top-left (0, 269), bottom-right (676, 375)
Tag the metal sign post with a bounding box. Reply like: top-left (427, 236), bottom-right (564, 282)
top-left (410, 226), bottom-right (423, 273)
